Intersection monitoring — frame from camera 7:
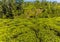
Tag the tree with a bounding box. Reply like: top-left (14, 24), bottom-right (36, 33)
top-left (16, 0), bottom-right (24, 16)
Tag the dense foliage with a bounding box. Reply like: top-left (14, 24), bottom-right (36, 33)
top-left (0, 0), bottom-right (60, 18)
top-left (0, 0), bottom-right (60, 42)
top-left (0, 17), bottom-right (60, 42)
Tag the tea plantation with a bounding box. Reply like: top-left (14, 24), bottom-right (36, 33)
top-left (0, 17), bottom-right (60, 42)
top-left (0, 0), bottom-right (60, 42)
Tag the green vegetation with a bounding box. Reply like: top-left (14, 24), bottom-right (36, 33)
top-left (0, 0), bottom-right (60, 42)
top-left (0, 18), bottom-right (60, 42)
top-left (0, 0), bottom-right (60, 18)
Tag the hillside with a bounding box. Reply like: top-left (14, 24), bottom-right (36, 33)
top-left (0, 0), bottom-right (60, 42)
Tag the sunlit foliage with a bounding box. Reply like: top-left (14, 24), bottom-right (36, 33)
top-left (0, 0), bottom-right (60, 42)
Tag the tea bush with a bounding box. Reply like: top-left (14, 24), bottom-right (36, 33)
top-left (0, 17), bottom-right (60, 42)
